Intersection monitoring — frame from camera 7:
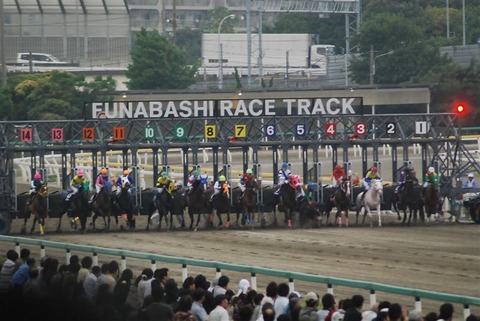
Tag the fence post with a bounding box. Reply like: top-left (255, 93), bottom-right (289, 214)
top-left (289, 278), bottom-right (295, 293)
top-left (93, 252), bottom-right (98, 266)
top-left (182, 264), bottom-right (188, 282)
top-left (251, 272), bottom-right (257, 291)
top-left (370, 289), bottom-right (376, 306)
top-left (121, 255), bottom-right (127, 272)
top-left (66, 248), bottom-right (71, 264)
top-left (327, 283), bottom-right (333, 295)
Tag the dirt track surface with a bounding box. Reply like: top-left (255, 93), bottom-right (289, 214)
top-left (2, 215), bottom-right (480, 318)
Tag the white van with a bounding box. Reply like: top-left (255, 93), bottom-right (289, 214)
top-left (16, 53), bottom-right (68, 66)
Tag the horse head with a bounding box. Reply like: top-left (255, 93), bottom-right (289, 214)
top-left (341, 178), bottom-right (351, 196)
top-left (38, 184), bottom-right (48, 197)
top-left (371, 179), bottom-right (384, 196)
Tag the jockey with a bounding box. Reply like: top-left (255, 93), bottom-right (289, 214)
top-left (210, 175), bottom-right (230, 203)
top-left (239, 168), bottom-right (255, 200)
top-left (463, 173), bottom-right (478, 189)
top-left (156, 171), bottom-right (175, 198)
top-left (187, 169), bottom-right (202, 191)
top-left (274, 162), bottom-right (292, 196)
top-left (66, 169), bottom-right (87, 201)
top-left (303, 182), bottom-right (317, 204)
top-left (361, 166), bottom-right (381, 200)
top-left (116, 169), bottom-right (134, 196)
top-left (91, 168), bottom-right (111, 203)
top-left (28, 172), bottom-right (44, 204)
top-left (395, 165), bottom-right (415, 194)
top-left (331, 164), bottom-right (347, 200)
top-left (294, 176), bottom-right (305, 202)
top-left (422, 166), bottom-right (438, 195)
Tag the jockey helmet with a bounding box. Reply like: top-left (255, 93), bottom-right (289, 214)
top-left (371, 167), bottom-right (377, 173)
top-left (162, 172), bottom-right (169, 178)
top-left (176, 181), bottom-right (184, 187)
top-left (160, 171), bottom-right (166, 177)
top-left (219, 175), bottom-right (226, 181)
top-left (123, 169), bottom-right (130, 175)
top-left (428, 167), bottom-right (435, 173)
top-left (101, 168), bottom-right (108, 175)
top-left (335, 164), bottom-right (342, 170)
top-left (468, 173), bottom-right (474, 178)
top-left (34, 173), bottom-right (41, 179)
top-left (192, 170), bottom-right (200, 176)
top-left (246, 169), bottom-right (253, 174)
top-left (77, 170), bottom-right (84, 177)
top-left (308, 182), bottom-right (315, 191)
top-left (281, 162), bottom-right (288, 169)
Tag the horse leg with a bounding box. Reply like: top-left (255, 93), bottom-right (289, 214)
top-left (30, 215), bottom-right (38, 234)
top-left (39, 217), bottom-right (45, 235)
top-left (377, 208), bottom-right (382, 227)
top-left (216, 210), bottom-right (223, 227)
top-left (345, 210), bottom-right (349, 227)
top-left (226, 212), bottom-right (230, 229)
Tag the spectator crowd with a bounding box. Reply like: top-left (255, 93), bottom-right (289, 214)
top-left (0, 248), bottom-right (477, 321)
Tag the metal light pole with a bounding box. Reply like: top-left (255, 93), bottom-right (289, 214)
top-left (369, 47), bottom-right (394, 85)
top-left (218, 14), bottom-right (235, 90)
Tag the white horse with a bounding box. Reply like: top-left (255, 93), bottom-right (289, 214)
top-left (356, 179), bottom-right (384, 227)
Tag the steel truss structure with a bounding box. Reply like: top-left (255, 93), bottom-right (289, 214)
top-left (1, 111), bottom-right (478, 216)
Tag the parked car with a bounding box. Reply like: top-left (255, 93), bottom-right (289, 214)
top-left (16, 53), bottom-right (68, 66)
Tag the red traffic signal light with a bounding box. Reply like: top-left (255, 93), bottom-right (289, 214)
top-left (456, 104), bottom-right (465, 113)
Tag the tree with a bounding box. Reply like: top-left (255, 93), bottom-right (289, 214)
top-left (7, 71), bottom-right (115, 121)
top-left (204, 7), bottom-right (236, 34)
top-left (0, 85), bottom-right (14, 121)
top-left (126, 28), bottom-right (198, 90)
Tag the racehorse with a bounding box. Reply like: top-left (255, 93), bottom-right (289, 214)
top-left (212, 182), bottom-right (231, 228)
top-left (186, 177), bottom-right (212, 231)
top-left (149, 182), bottom-right (175, 231)
top-left (325, 178), bottom-right (351, 227)
top-left (423, 183), bottom-right (440, 221)
top-left (22, 184), bottom-right (48, 235)
top-left (392, 170), bottom-right (421, 225)
top-left (90, 184), bottom-right (113, 231)
top-left (113, 178), bottom-right (135, 230)
top-left (240, 178), bottom-right (260, 227)
top-left (57, 181), bottom-right (90, 233)
top-left (272, 176), bottom-right (298, 228)
top-left (355, 179), bottom-right (384, 227)
top-left (296, 197), bottom-right (322, 228)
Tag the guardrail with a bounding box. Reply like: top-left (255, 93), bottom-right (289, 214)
top-left (0, 235), bottom-right (478, 320)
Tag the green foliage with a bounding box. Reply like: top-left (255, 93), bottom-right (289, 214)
top-left (126, 28), bottom-right (198, 90)
top-left (6, 71), bottom-right (115, 121)
top-left (234, 68), bottom-right (242, 89)
top-left (0, 85), bottom-right (14, 121)
top-left (175, 28), bottom-right (203, 64)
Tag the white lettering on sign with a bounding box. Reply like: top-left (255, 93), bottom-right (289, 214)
top-left (89, 98), bottom-right (362, 119)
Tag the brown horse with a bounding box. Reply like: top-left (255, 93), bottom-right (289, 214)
top-left (423, 183), bottom-right (440, 221)
top-left (23, 184), bottom-right (48, 235)
top-left (212, 182), bottom-right (231, 228)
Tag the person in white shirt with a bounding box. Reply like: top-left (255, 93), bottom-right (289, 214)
top-left (209, 294), bottom-right (230, 321)
top-left (273, 283), bottom-right (290, 320)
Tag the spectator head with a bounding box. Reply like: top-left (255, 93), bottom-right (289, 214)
top-left (237, 278), bottom-right (250, 296)
top-left (289, 291), bottom-right (302, 300)
top-left (182, 276), bottom-right (195, 290)
top-left (277, 283), bottom-right (290, 298)
top-left (265, 281), bottom-right (278, 299)
top-left (81, 256), bottom-right (93, 269)
top-left (215, 294), bottom-right (229, 308)
top-left (304, 292), bottom-right (319, 307)
top-left (218, 275), bottom-right (230, 288)
top-left (377, 301), bottom-right (391, 312)
top-left (69, 262), bottom-right (81, 274)
top-left (278, 314), bottom-right (292, 321)
top-left (262, 302), bottom-right (275, 321)
top-left (7, 249), bottom-right (19, 262)
top-left (439, 303), bottom-right (454, 321)
top-left (69, 255), bottom-right (79, 265)
top-left (238, 305), bottom-right (254, 321)
top-left (388, 303), bottom-right (403, 321)
top-left (466, 314), bottom-right (479, 321)
top-left (26, 257), bottom-right (36, 267)
top-left (321, 293), bottom-right (336, 310)
top-left (120, 268), bottom-right (134, 282)
top-left (101, 263), bottom-right (109, 274)
top-left (177, 294), bottom-right (193, 312)
top-left (254, 293), bottom-right (265, 306)
top-left (20, 248), bottom-right (30, 260)
top-left (351, 294), bottom-right (364, 310)
top-left (107, 260), bottom-right (119, 277)
top-left (91, 265), bottom-right (101, 276)
top-left (192, 288), bottom-right (205, 302)
top-left (159, 267), bottom-right (169, 281)
top-left (424, 312), bottom-right (438, 321)
top-left (194, 274), bottom-right (207, 289)
top-left (342, 299), bottom-right (353, 311)
top-left (141, 268), bottom-right (153, 280)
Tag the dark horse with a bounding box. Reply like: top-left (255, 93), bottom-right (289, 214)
top-left (325, 178), bottom-right (351, 227)
top-left (272, 176), bottom-right (298, 228)
top-left (91, 185), bottom-right (114, 231)
top-left (114, 179), bottom-right (135, 230)
top-left (239, 178), bottom-right (260, 227)
top-left (57, 181), bottom-right (90, 233)
top-left (212, 182), bottom-right (231, 228)
top-left (423, 183), bottom-right (441, 221)
top-left (392, 170), bottom-right (421, 225)
top-left (187, 178), bottom-right (210, 231)
top-left (23, 184), bottom-right (48, 235)
top-left (149, 186), bottom-right (174, 231)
